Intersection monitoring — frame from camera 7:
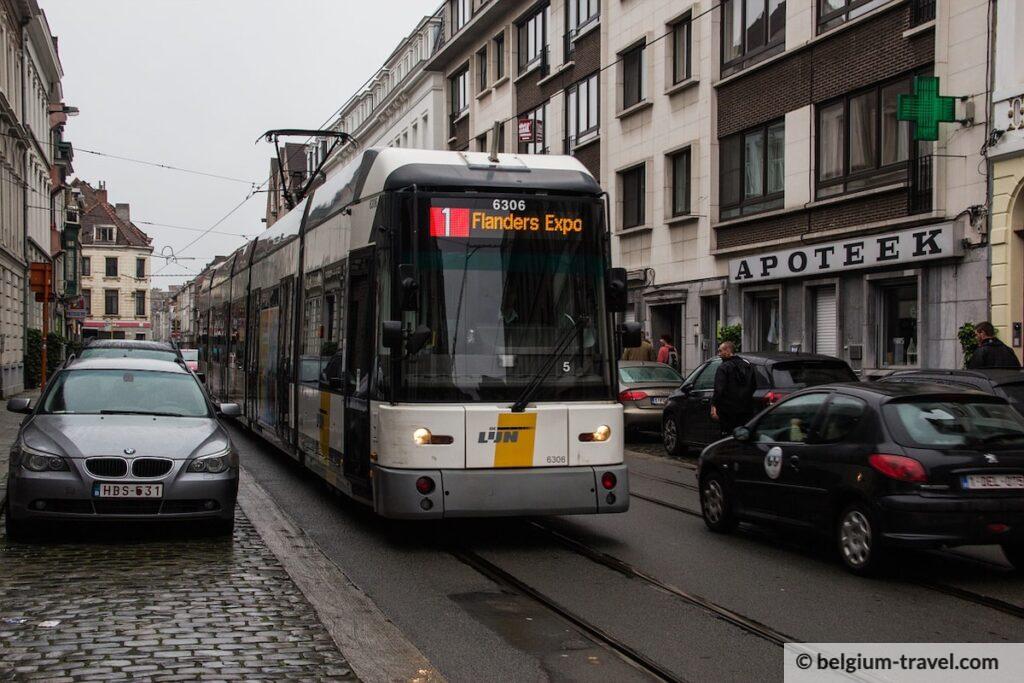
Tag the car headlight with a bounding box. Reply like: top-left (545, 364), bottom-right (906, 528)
top-left (20, 444), bottom-right (69, 472)
top-left (187, 449), bottom-right (234, 474)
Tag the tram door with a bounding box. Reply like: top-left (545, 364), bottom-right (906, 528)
top-left (343, 246), bottom-right (375, 488)
top-left (245, 288), bottom-right (261, 422)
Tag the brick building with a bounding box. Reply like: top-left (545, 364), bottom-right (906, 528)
top-left (74, 180), bottom-right (154, 340)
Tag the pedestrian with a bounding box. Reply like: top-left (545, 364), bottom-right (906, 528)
top-left (622, 331), bottom-right (656, 362)
top-left (656, 333), bottom-right (679, 370)
top-left (711, 341), bottom-right (757, 436)
top-left (967, 321), bottom-right (1021, 369)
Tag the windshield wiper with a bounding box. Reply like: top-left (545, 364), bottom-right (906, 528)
top-left (99, 410), bottom-right (187, 418)
top-left (510, 315), bottom-right (591, 413)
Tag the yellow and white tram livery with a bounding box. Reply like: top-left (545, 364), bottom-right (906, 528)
top-left (197, 148), bottom-right (633, 518)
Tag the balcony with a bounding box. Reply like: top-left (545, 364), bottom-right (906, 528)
top-left (908, 154), bottom-right (933, 214)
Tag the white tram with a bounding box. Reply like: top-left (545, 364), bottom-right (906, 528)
top-left (196, 148), bottom-right (635, 517)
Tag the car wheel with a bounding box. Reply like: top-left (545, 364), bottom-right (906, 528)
top-left (837, 503), bottom-right (884, 575)
top-left (663, 413), bottom-right (686, 457)
top-left (1001, 543), bottom-right (1024, 571)
top-left (209, 515), bottom-right (235, 538)
top-left (700, 472), bottom-right (737, 533)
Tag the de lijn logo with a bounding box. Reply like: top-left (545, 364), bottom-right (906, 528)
top-left (764, 446), bottom-right (783, 480)
top-left (478, 425), bottom-right (533, 444)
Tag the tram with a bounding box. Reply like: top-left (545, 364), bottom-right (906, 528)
top-left (195, 148), bottom-right (636, 518)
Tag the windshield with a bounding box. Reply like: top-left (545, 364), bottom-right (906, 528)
top-left (400, 194), bottom-right (612, 402)
top-left (179, 349), bottom-right (199, 362)
top-left (884, 399), bottom-right (1024, 449)
top-left (80, 348), bottom-right (179, 362)
top-left (619, 365), bottom-right (683, 384)
top-left (39, 370), bottom-right (210, 417)
top-left (772, 362), bottom-right (857, 388)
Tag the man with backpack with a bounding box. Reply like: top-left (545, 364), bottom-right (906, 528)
top-left (656, 333), bottom-right (679, 371)
top-left (710, 341), bottom-right (757, 436)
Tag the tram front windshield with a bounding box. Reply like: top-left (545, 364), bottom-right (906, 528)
top-left (401, 195), bottom-right (612, 403)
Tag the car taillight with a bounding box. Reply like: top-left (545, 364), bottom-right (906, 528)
top-left (868, 453), bottom-right (927, 483)
top-left (619, 390), bottom-right (649, 402)
top-left (601, 472), bottom-right (617, 490)
top-left (763, 391), bottom-right (787, 406)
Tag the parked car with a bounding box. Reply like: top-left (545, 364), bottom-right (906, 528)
top-left (618, 361), bottom-right (684, 434)
top-left (662, 352), bottom-right (858, 455)
top-left (4, 356), bottom-right (241, 541)
top-left (697, 382), bottom-right (1024, 574)
top-left (179, 348), bottom-right (200, 373)
top-left (878, 368), bottom-right (1024, 416)
top-left (79, 339), bottom-right (183, 363)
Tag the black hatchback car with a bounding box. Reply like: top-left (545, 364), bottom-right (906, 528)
top-left (662, 352), bottom-right (857, 455)
top-left (878, 369), bottom-right (1024, 416)
top-left (697, 383), bottom-right (1024, 574)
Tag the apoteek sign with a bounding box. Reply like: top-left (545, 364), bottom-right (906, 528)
top-left (728, 223), bottom-right (958, 284)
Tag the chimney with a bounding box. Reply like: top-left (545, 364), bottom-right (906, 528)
top-left (115, 202), bottom-right (130, 224)
top-left (96, 181), bottom-right (107, 204)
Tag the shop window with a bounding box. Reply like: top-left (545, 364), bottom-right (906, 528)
top-left (750, 293), bottom-right (780, 351)
top-left (879, 280), bottom-right (918, 366)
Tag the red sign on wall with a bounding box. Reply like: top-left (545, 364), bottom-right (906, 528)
top-left (429, 207), bottom-right (470, 237)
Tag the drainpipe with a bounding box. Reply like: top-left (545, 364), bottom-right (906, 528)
top-left (21, 22), bottom-right (29, 394)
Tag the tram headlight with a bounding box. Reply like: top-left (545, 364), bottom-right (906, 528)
top-left (413, 428), bottom-right (432, 446)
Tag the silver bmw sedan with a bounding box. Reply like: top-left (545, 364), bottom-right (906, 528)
top-left (4, 357), bottom-right (240, 541)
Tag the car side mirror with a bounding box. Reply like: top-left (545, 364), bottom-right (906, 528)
top-left (606, 267), bottom-right (628, 313)
top-left (399, 263), bottom-right (418, 311)
top-left (618, 321), bottom-right (642, 348)
top-left (217, 403), bottom-right (241, 418)
top-left (6, 398), bottom-right (32, 414)
top-left (732, 426), bottom-right (751, 442)
top-left (382, 321), bottom-right (403, 350)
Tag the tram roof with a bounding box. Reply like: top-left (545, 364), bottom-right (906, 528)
top-left (306, 148), bottom-right (601, 228)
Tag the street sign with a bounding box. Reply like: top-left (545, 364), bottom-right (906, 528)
top-left (897, 76), bottom-right (957, 141)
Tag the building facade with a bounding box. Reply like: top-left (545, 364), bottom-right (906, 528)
top-left (75, 180), bottom-right (154, 340)
top-left (990, 0), bottom-right (1024, 361)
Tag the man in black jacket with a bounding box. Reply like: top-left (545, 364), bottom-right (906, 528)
top-left (711, 341), bottom-right (757, 435)
top-left (967, 321), bottom-right (1021, 369)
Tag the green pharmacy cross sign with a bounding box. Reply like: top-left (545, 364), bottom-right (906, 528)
top-left (897, 76), bottom-right (957, 141)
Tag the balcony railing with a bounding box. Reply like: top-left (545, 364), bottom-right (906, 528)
top-left (911, 0), bottom-right (936, 26)
top-left (908, 154), bottom-right (933, 214)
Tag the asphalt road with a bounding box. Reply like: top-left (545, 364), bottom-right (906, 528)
top-left (231, 425), bottom-right (1024, 683)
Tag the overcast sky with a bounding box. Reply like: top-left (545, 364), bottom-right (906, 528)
top-left (45, 0), bottom-right (434, 288)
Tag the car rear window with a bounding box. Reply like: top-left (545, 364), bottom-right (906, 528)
top-left (619, 366), bottom-right (683, 383)
top-left (180, 349), bottom-right (199, 362)
top-left (771, 362), bottom-right (857, 388)
top-left (80, 348), bottom-right (179, 362)
top-left (883, 399), bottom-right (1024, 449)
top-left (39, 370), bottom-right (210, 418)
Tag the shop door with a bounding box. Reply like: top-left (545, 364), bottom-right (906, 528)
top-left (813, 287), bottom-right (837, 357)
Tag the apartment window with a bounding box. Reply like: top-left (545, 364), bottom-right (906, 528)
top-left (82, 289), bottom-right (91, 316)
top-left (720, 120), bottom-right (784, 219)
top-left (671, 16), bottom-right (692, 84)
top-left (879, 280), bottom-right (919, 367)
top-left (497, 121), bottom-right (506, 153)
top-left (817, 75), bottom-right (915, 198)
top-left (565, 73), bottom-right (599, 150)
top-left (476, 132), bottom-right (488, 152)
top-left (135, 290), bottom-right (146, 317)
top-left (450, 66), bottom-right (469, 117)
top-left (104, 289), bottom-right (118, 316)
top-left (493, 32), bottom-right (506, 80)
top-left (721, 0), bottom-right (786, 76)
top-left (619, 164), bottom-right (646, 229)
top-left (476, 46), bottom-right (488, 92)
top-left (568, 0), bottom-right (599, 35)
top-left (670, 148), bottom-right (692, 216)
top-left (95, 225), bottom-right (114, 242)
top-left (621, 43), bottom-right (645, 109)
top-left (81, 256), bottom-right (91, 276)
top-left (105, 256), bottom-right (118, 277)
top-left (819, 0), bottom-right (888, 32)
top-left (136, 258), bottom-right (145, 279)
top-left (518, 102), bottom-right (548, 155)
top-left (451, 0), bottom-right (471, 32)
top-left (517, 5), bottom-right (549, 73)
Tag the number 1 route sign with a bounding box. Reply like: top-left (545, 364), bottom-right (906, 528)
top-left (897, 76), bottom-right (957, 142)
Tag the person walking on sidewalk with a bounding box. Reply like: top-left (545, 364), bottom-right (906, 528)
top-left (711, 341), bottom-right (756, 436)
top-left (967, 321), bottom-right (1021, 369)
top-left (656, 334), bottom-right (679, 371)
top-left (622, 331), bottom-right (656, 362)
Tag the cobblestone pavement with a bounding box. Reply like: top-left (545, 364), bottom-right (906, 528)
top-left (0, 514), bottom-right (357, 681)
